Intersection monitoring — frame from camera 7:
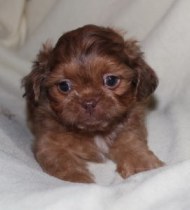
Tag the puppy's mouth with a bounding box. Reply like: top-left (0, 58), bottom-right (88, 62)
top-left (67, 107), bottom-right (114, 132)
top-left (77, 120), bottom-right (115, 133)
top-left (75, 110), bottom-right (108, 130)
top-left (77, 120), bottom-right (109, 131)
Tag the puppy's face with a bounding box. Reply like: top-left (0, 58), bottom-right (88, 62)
top-left (23, 25), bottom-right (158, 132)
top-left (46, 55), bottom-right (134, 131)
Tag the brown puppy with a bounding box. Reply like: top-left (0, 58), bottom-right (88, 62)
top-left (22, 25), bottom-right (164, 183)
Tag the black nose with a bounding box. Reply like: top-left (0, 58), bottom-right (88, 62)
top-left (81, 100), bottom-right (97, 114)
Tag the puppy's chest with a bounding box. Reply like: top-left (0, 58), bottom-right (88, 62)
top-left (93, 131), bottom-right (117, 159)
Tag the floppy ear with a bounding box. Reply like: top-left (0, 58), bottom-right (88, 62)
top-left (22, 42), bottom-right (53, 103)
top-left (124, 40), bottom-right (158, 101)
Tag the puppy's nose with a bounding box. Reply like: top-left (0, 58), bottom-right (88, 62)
top-left (81, 100), bottom-right (97, 114)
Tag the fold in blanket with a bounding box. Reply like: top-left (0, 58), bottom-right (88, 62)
top-left (0, 0), bottom-right (26, 48)
top-left (0, 0), bottom-right (190, 209)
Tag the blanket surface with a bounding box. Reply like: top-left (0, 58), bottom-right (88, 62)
top-left (0, 0), bottom-right (190, 209)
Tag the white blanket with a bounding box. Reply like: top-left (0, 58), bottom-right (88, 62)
top-left (1, 0), bottom-right (190, 209)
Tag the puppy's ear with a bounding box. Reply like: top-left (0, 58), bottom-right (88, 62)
top-left (124, 40), bottom-right (158, 101)
top-left (22, 42), bottom-right (53, 103)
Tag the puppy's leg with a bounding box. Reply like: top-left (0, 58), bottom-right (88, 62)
top-left (34, 135), bottom-right (102, 183)
top-left (35, 147), bottom-right (94, 183)
top-left (109, 132), bottom-right (164, 179)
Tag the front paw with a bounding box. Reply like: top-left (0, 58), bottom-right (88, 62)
top-left (117, 152), bottom-right (164, 179)
top-left (52, 170), bottom-right (95, 183)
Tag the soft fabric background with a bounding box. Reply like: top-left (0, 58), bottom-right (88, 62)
top-left (0, 0), bottom-right (190, 209)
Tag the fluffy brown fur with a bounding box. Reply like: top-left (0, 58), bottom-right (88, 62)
top-left (22, 25), bottom-right (164, 183)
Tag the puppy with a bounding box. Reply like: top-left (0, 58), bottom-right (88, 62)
top-left (22, 25), bottom-right (164, 183)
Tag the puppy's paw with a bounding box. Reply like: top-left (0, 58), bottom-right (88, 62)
top-left (55, 170), bottom-right (95, 183)
top-left (117, 153), bottom-right (164, 179)
top-left (70, 173), bottom-right (95, 183)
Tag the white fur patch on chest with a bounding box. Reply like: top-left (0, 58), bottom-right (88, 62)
top-left (94, 135), bottom-right (109, 154)
top-left (93, 124), bottom-right (123, 159)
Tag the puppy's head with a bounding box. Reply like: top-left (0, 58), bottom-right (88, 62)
top-left (22, 25), bottom-right (158, 132)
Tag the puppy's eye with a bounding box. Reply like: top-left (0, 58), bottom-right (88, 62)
top-left (58, 80), bottom-right (72, 93)
top-left (103, 74), bottom-right (120, 89)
